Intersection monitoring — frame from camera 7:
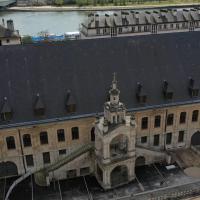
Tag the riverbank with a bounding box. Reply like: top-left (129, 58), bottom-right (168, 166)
top-left (7, 3), bottom-right (200, 12)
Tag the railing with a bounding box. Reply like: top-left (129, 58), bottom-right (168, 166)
top-left (5, 143), bottom-right (94, 200)
top-left (5, 171), bottom-right (32, 200)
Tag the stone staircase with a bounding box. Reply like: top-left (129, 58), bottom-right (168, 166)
top-left (34, 143), bottom-right (94, 186)
top-left (169, 148), bottom-right (200, 169)
top-left (5, 143), bottom-right (94, 200)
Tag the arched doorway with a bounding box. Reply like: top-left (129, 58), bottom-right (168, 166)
top-left (110, 165), bottom-right (128, 187)
top-left (191, 131), bottom-right (200, 146)
top-left (110, 135), bottom-right (128, 158)
top-left (91, 127), bottom-right (95, 142)
top-left (135, 156), bottom-right (146, 167)
top-left (0, 161), bottom-right (18, 178)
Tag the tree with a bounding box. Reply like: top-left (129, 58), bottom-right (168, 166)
top-left (54, 0), bottom-right (64, 6)
top-left (22, 36), bottom-right (33, 44)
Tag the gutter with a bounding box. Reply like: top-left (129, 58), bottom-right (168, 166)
top-left (0, 98), bottom-right (200, 130)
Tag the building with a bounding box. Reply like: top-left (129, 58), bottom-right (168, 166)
top-left (0, 31), bottom-right (200, 190)
top-left (80, 7), bottom-right (200, 37)
top-left (0, 19), bottom-right (21, 46)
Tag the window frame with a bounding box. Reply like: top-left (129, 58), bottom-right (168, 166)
top-left (192, 110), bottom-right (199, 122)
top-left (57, 129), bottom-right (65, 142)
top-left (43, 152), bottom-right (51, 164)
top-left (178, 131), bottom-right (184, 143)
top-left (154, 115), bottom-right (161, 128)
top-left (40, 131), bottom-right (48, 145)
top-left (166, 132), bottom-right (172, 145)
top-left (6, 136), bottom-right (16, 150)
top-left (71, 127), bottom-right (79, 140)
top-left (23, 134), bottom-right (32, 147)
top-left (167, 114), bottom-right (174, 126)
top-left (141, 117), bottom-right (148, 129)
top-left (25, 154), bottom-right (34, 167)
top-left (179, 112), bottom-right (186, 124)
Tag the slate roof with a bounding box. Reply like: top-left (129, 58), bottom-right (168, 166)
top-left (82, 7), bottom-right (200, 28)
top-left (1, 31), bottom-right (200, 128)
top-left (0, 24), bottom-right (19, 38)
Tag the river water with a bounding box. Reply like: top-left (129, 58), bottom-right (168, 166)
top-left (0, 11), bottom-right (89, 35)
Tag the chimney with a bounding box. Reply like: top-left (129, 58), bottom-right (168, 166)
top-left (2, 18), bottom-right (5, 27)
top-left (7, 19), bottom-right (14, 31)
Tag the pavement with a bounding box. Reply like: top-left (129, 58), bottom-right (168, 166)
top-left (2, 162), bottom-right (200, 200)
top-left (7, 3), bottom-right (200, 12)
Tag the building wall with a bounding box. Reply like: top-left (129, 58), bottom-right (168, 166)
top-left (0, 103), bottom-right (200, 179)
top-left (0, 37), bottom-right (21, 46)
top-left (83, 21), bottom-right (200, 37)
top-left (0, 117), bottom-right (95, 178)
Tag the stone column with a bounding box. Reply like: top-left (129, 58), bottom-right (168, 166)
top-left (103, 169), bottom-right (111, 189)
top-left (128, 159), bottom-right (135, 181)
top-left (102, 141), bottom-right (110, 164)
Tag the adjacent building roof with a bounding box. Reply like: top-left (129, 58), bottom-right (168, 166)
top-left (0, 20), bottom-right (20, 39)
top-left (82, 7), bottom-right (200, 28)
top-left (1, 31), bottom-right (200, 128)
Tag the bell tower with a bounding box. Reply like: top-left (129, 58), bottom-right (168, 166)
top-left (94, 73), bottom-right (136, 189)
top-left (104, 73), bottom-right (126, 125)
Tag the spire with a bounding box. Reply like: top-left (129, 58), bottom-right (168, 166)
top-left (112, 72), bottom-right (117, 90)
top-left (109, 72), bottom-right (120, 105)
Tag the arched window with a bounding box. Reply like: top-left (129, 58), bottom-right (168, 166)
top-left (6, 136), bottom-right (16, 150)
top-left (110, 135), bottom-right (128, 157)
top-left (180, 112), bottom-right (186, 124)
top-left (91, 127), bottom-right (95, 142)
top-left (23, 134), bottom-right (32, 147)
top-left (192, 110), bottom-right (199, 122)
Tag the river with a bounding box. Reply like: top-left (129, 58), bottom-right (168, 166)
top-left (0, 11), bottom-right (89, 36)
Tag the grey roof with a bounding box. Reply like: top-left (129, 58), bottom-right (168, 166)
top-left (0, 24), bottom-right (19, 38)
top-left (82, 7), bottom-right (200, 29)
top-left (1, 32), bottom-right (200, 127)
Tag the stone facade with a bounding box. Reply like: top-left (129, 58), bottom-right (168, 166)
top-left (0, 76), bottom-right (200, 189)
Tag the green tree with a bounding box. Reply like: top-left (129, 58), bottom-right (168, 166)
top-left (22, 35), bottom-right (33, 44)
top-left (54, 0), bottom-right (64, 6)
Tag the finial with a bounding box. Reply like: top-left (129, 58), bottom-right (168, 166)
top-left (113, 72), bottom-right (117, 83)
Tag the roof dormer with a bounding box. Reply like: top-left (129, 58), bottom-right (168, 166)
top-left (34, 93), bottom-right (45, 116)
top-left (136, 82), bottom-right (147, 103)
top-left (66, 90), bottom-right (76, 114)
top-left (189, 77), bottom-right (199, 98)
top-left (163, 80), bottom-right (173, 100)
top-left (1, 97), bottom-right (13, 121)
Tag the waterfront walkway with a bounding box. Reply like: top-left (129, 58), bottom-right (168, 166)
top-left (7, 3), bottom-right (200, 12)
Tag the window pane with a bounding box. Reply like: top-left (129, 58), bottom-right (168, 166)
top-left (192, 110), bottom-right (199, 122)
top-left (154, 115), bottom-right (161, 128)
top-left (26, 155), bottom-right (34, 167)
top-left (166, 132), bottom-right (172, 145)
top-left (43, 152), bottom-right (50, 164)
top-left (167, 114), bottom-right (174, 126)
top-left (178, 131), bottom-right (184, 143)
top-left (6, 136), bottom-right (16, 150)
top-left (141, 136), bottom-right (147, 143)
top-left (72, 127), bottom-right (79, 140)
top-left (57, 129), bottom-right (65, 142)
top-left (59, 149), bottom-right (66, 155)
top-left (40, 132), bottom-right (48, 145)
top-left (180, 112), bottom-right (186, 124)
top-left (141, 117), bottom-right (148, 129)
top-left (23, 134), bottom-right (32, 147)
top-left (153, 134), bottom-right (160, 146)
